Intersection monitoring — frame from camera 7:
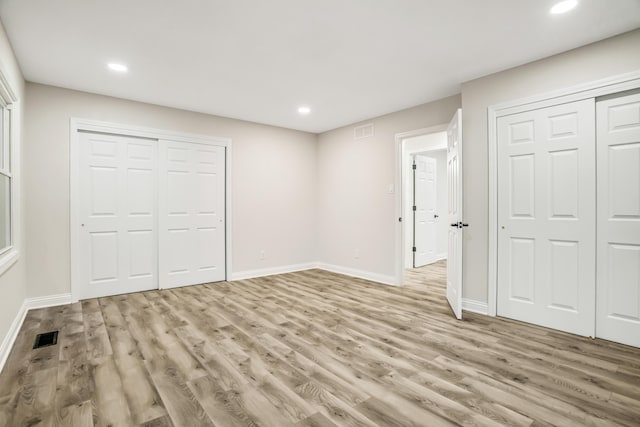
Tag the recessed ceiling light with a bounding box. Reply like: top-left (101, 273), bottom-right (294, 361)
top-left (550, 0), bottom-right (578, 14)
top-left (298, 106), bottom-right (311, 115)
top-left (107, 63), bottom-right (128, 72)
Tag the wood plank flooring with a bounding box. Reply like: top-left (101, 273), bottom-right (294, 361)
top-left (1, 262), bottom-right (640, 426)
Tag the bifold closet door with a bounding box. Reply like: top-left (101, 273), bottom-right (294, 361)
top-left (159, 140), bottom-right (226, 288)
top-left (596, 92), bottom-right (640, 348)
top-left (78, 132), bottom-right (158, 300)
top-left (497, 99), bottom-right (596, 337)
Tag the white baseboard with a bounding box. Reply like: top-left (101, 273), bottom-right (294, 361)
top-left (232, 262), bottom-right (399, 287)
top-left (316, 263), bottom-right (399, 287)
top-left (0, 293), bottom-right (73, 374)
top-left (462, 298), bottom-right (489, 315)
top-left (231, 263), bottom-right (318, 281)
top-left (0, 299), bottom-right (28, 374)
top-left (25, 293), bottom-right (72, 310)
top-left (435, 253), bottom-right (447, 262)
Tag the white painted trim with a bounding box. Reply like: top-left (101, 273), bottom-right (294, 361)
top-left (487, 107), bottom-right (498, 317)
top-left (0, 293), bottom-right (72, 373)
top-left (491, 70), bottom-right (640, 116)
top-left (487, 70), bottom-right (640, 318)
top-left (394, 124), bottom-right (449, 286)
top-left (69, 118), bottom-right (233, 302)
top-left (232, 261), bottom-right (400, 287)
top-left (231, 263), bottom-right (318, 281)
top-left (0, 68), bottom-right (17, 103)
top-left (0, 299), bottom-right (27, 374)
top-left (0, 248), bottom-right (18, 276)
top-left (462, 298), bottom-right (489, 315)
top-left (225, 144), bottom-right (233, 283)
top-left (69, 119), bottom-right (81, 303)
top-left (317, 262), bottom-right (398, 287)
top-left (70, 118), bottom-right (231, 146)
top-left (0, 84), bottom-right (21, 279)
top-left (24, 293), bottom-right (73, 310)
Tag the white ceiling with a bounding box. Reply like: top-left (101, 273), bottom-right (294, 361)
top-left (1, 1), bottom-right (639, 133)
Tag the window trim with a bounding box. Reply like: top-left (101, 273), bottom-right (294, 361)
top-left (0, 68), bottom-right (18, 277)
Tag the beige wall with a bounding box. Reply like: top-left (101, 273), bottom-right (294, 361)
top-left (461, 28), bottom-right (640, 302)
top-left (24, 83), bottom-right (317, 298)
top-left (0, 20), bottom-right (26, 346)
top-left (317, 95), bottom-right (461, 281)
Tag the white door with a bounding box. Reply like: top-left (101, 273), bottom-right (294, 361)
top-left (159, 140), bottom-right (226, 288)
top-left (446, 109), bottom-right (463, 319)
top-left (78, 132), bottom-right (158, 299)
top-left (414, 155), bottom-right (438, 267)
top-left (497, 99), bottom-right (596, 337)
top-left (596, 92), bottom-right (640, 348)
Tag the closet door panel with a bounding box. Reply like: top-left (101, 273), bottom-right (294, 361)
top-left (597, 92), bottom-right (640, 347)
top-left (78, 132), bottom-right (158, 299)
top-left (159, 140), bottom-right (226, 289)
top-left (497, 99), bottom-right (596, 337)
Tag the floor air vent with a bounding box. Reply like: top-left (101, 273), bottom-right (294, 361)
top-left (33, 331), bottom-right (59, 349)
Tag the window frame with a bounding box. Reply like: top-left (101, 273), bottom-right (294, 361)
top-left (0, 69), bottom-right (18, 277)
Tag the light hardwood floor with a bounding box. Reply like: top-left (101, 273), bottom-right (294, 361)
top-left (1, 263), bottom-right (640, 426)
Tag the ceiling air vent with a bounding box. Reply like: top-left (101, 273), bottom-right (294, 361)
top-left (354, 123), bottom-right (374, 140)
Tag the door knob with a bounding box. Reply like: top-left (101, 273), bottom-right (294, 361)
top-left (450, 222), bottom-right (469, 228)
top-left (434, 214), bottom-right (439, 219)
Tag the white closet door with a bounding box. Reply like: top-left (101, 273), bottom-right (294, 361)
top-left (414, 155), bottom-right (438, 267)
top-left (78, 132), bottom-right (158, 299)
top-left (497, 99), bottom-right (596, 337)
top-left (596, 92), bottom-right (640, 348)
top-left (159, 140), bottom-right (226, 288)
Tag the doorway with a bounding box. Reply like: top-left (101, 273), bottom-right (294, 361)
top-left (395, 109), bottom-right (463, 319)
top-left (398, 129), bottom-right (448, 288)
top-left (405, 147), bottom-right (448, 269)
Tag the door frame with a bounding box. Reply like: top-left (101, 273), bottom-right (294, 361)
top-left (69, 118), bottom-right (232, 303)
top-left (394, 124), bottom-right (448, 286)
top-left (487, 70), bottom-right (640, 317)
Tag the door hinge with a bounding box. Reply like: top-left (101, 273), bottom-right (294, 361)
top-left (412, 205), bottom-right (417, 211)
top-left (412, 247), bottom-right (416, 252)
top-left (412, 164), bottom-right (417, 170)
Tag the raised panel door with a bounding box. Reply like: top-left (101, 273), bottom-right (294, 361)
top-left (596, 92), bottom-right (640, 347)
top-left (497, 99), bottom-right (596, 336)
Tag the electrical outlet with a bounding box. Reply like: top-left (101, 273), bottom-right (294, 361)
top-left (260, 250), bottom-right (265, 260)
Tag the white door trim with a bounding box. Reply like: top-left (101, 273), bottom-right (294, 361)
top-left (70, 118), bottom-right (232, 303)
top-left (487, 70), bottom-right (640, 317)
top-left (394, 124), bottom-right (448, 286)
